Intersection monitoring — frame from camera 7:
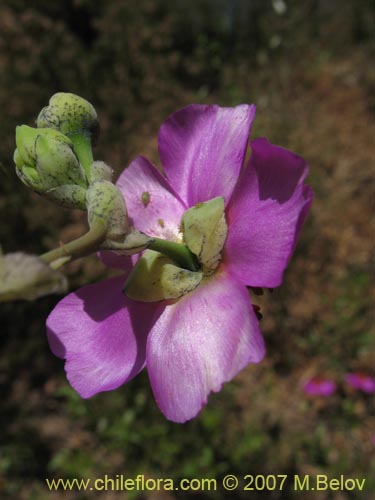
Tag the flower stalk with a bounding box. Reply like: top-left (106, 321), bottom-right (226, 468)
top-left (40, 218), bottom-right (107, 268)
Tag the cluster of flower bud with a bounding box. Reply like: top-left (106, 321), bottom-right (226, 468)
top-left (14, 93), bottom-right (99, 208)
top-left (13, 92), bottom-right (150, 256)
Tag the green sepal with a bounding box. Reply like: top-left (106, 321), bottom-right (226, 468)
top-left (13, 148), bottom-right (24, 169)
top-left (45, 185), bottom-right (87, 210)
top-left (15, 125), bottom-right (72, 168)
top-left (124, 250), bottom-right (203, 302)
top-left (15, 125), bottom-right (86, 189)
top-left (35, 134), bottom-right (87, 188)
top-left (86, 180), bottom-right (129, 241)
top-left (15, 165), bottom-right (44, 191)
top-left (181, 196), bottom-right (228, 274)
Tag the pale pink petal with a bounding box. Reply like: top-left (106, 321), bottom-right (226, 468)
top-left (224, 138), bottom-right (313, 288)
top-left (47, 277), bottom-right (162, 398)
top-left (116, 155), bottom-right (186, 241)
top-left (146, 271), bottom-right (265, 423)
top-left (158, 104), bottom-right (256, 206)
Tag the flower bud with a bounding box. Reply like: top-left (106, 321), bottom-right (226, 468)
top-left (14, 125), bottom-right (88, 209)
top-left (86, 180), bottom-right (129, 240)
top-left (86, 180), bottom-right (152, 254)
top-left (36, 92), bottom-right (99, 144)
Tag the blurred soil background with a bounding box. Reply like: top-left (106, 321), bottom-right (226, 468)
top-left (0, 0), bottom-right (374, 498)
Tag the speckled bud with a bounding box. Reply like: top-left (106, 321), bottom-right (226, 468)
top-left (86, 180), bottom-right (152, 254)
top-left (36, 92), bottom-right (99, 144)
top-left (86, 180), bottom-right (130, 242)
top-left (14, 125), bottom-right (88, 209)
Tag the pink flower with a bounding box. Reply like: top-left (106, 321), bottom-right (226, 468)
top-left (302, 377), bottom-right (337, 397)
top-left (345, 373), bottom-right (375, 394)
top-left (47, 104), bottom-right (313, 423)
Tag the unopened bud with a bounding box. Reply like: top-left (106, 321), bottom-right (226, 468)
top-left (36, 92), bottom-right (99, 144)
top-left (86, 180), bottom-right (152, 254)
top-left (14, 125), bottom-right (88, 209)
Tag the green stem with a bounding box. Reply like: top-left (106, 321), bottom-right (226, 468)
top-left (40, 219), bottom-right (107, 267)
top-left (69, 132), bottom-right (94, 181)
top-left (40, 223), bottom-right (198, 273)
top-left (148, 237), bottom-right (199, 272)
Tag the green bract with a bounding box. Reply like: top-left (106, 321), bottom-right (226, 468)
top-left (14, 125), bottom-right (88, 209)
top-left (36, 93), bottom-right (99, 181)
top-left (123, 197), bottom-right (228, 303)
top-left (182, 197), bottom-right (228, 275)
top-left (36, 92), bottom-right (99, 143)
top-left (124, 250), bottom-right (203, 302)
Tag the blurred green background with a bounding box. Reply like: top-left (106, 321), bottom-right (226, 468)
top-left (0, 0), bottom-right (374, 498)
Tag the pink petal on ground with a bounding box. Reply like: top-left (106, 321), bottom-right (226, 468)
top-left (98, 251), bottom-right (134, 270)
top-left (47, 276), bottom-right (162, 398)
top-left (117, 155), bottom-right (186, 241)
top-left (225, 137), bottom-right (313, 288)
top-left (345, 373), bottom-right (375, 394)
top-left (146, 270), bottom-right (265, 423)
top-left (302, 377), bottom-right (337, 397)
top-left (158, 104), bottom-right (256, 206)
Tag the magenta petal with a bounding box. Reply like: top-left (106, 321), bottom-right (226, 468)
top-left (47, 277), bottom-right (161, 398)
top-left (158, 104), bottom-right (256, 206)
top-left (225, 138), bottom-right (313, 288)
top-left (146, 271), bottom-right (265, 423)
top-left (116, 155), bottom-right (186, 241)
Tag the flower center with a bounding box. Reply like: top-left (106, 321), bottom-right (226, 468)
top-left (123, 197), bottom-right (227, 303)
